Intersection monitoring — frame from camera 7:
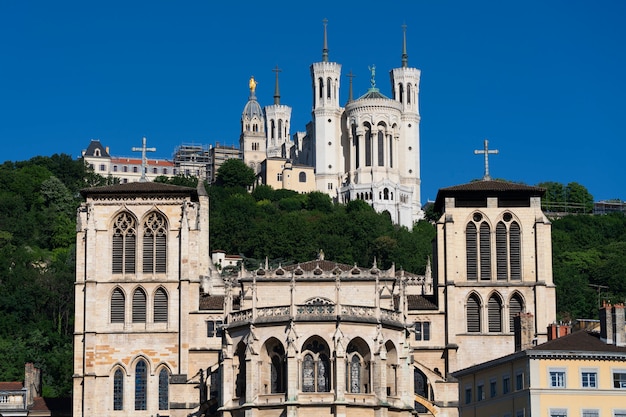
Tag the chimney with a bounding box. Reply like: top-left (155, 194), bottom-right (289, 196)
top-left (514, 312), bottom-right (535, 351)
top-left (24, 363), bottom-right (41, 407)
top-left (547, 322), bottom-right (571, 341)
top-left (600, 302), bottom-right (626, 347)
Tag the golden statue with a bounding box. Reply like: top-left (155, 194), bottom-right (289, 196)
top-left (249, 76), bottom-right (257, 93)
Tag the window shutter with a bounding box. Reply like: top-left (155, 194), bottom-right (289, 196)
top-left (467, 295), bottom-right (481, 332)
top-left (479, 222), bottom-right (491, 280)
top-left (509, 295), bottom-right (523, 332)
top-left (466, 223), bottom-right (478, 280)
top-left (153, 288), bottom-right (168, 323)
top-left (111, 288), bottom-right (125, 323)
top-left (488, 296), bottom-right (502, 332)
top-left (496, 222), bottom-right (508, 280)
top-left (132, 289), bottom-right (146, 323)
top-left (509, 222), bottom-right (521, 280)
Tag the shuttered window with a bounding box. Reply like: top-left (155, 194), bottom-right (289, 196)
top-left (488, 295), bottom-right (502, 332)
top-left (479, 222), bottom-right (491, 280)
top-left (496, 222), bottom-right (508, 280)
top-left (143, 212), bottom-right (167, 274)
top-left (112, 212), bottom-right (136, 274)
top-left (467, 294), bottom-right (481, 333)
top-left (509, 294), bottom-right (524, 332)
top-left (509, 222), bottom-right (521, 280)
top-left (132, 288), bottom-right (147, 323)
top-left (153, 288), bottom-right (168, 323)
top-left (466, 223), bottom-right (478, 280)
top-left (111, 288), bottom-right (125, 323)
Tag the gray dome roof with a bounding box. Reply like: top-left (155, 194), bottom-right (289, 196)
top-left (242, 93), bottom-right (263, 120)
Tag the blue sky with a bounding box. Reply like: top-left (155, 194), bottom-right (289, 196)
top-left (1, 1), bottom-right (624, 203)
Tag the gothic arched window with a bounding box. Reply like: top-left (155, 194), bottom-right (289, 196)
top-left (496, 214), bottom-right (522, 281)
top-left (326, 77), bottom-right (332, 99)
top-left (113, 368), bottom-right (124, 410)
top-left (467, 294), bottom-right (481, 333)
top-left (143, 212), bottom-right (167, 274)
top-left (299, 172), bottom-right (306, 183)
top-left (111, 288), bottom-right (125, 323)
top-left (134, 360), bottom-right (147, 410)
top-left (153, 287), bottom-right (168, 323)
top-left (158, 368), bottom-right (169, 410)
top-left (112, 212), bottom-right (136, 274)
top-left (349, 354), bottom-right (362, 393)
top-left (488, 294), bottom-right (503, 333)
top-left (132, 288), bottom-right (147, 323)
top-left (301, 338), bottom-right (331, 393)
top-left (509, 293), bottom-right (525, 332)
top-left (466, 213), bottom-right (492, 280)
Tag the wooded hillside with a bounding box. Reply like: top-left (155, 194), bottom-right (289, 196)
top-left (0, 155), bottom-right (623, 396)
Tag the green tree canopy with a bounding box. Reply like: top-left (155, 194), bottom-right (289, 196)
top-left (215, 159), bottom-right (255, 188)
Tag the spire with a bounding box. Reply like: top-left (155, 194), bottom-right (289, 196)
top-left (272, 66), bottom-right (281, 105)
top-left (401, 24), bottom-right (408, 68)
top-left (347, 70), bottom-right (355, 102)
top-left (322, 18), bottom-right (329, 63)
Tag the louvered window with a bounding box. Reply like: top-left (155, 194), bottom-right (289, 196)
top-left (509, 294), bottom-right (524, 332)
top-left (153, 288), bottom-right (168, 323)
top-left (111, 288), bottom-right (125, 323)
top-left (466, 223), bottom-right (478, 280)
top-left (479, 222), bottom-right (491, 280)
top-left (467, 295), bottom-right (481, 332)
top-left (112, 212), bottom-right (136, 274)
top-left (135, 360), bottom-right (147, 410)
top-left (143, 212), bottom-right (167, 274)
top-left (132, 288), bottom-right (147, 323)
top-left (158, 368), bottom-right (169, 410)
top-left (113, 368), bottom-right (124, 410)
top-left (488, 295), bottom-right (502, 332)
top-left (509, 222), bottom-right (521, 280)
top-left (496, 222), bottom-right (508, 280)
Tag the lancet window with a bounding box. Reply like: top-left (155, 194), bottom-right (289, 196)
top-left (466, 213), bottom-right (491, 280)
top-left (301, 339), bottom-right (331, 393)
top-left (112, 212), bottom-right (136, 274)
top-left (142, 212), bottom-right (167, 274)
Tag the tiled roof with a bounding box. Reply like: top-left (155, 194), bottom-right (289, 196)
top-left (407, 294), bottom-right (438, 310)
top-left (434, 179), bottom-right (545, 211)
top-left (438, 180), bottom-right (544, 193)
top-left (531, 329), bottom-right (626, 354)
top-left (80, 181), bottom-right (197, 199)
top-left (110, 157), bottom-right (175, 166)
top-left (199, 294), bottom-right (225, 310)
top-left (30, 396), bottom-right (72, 414)
top-left (0, 381), bottom-right (23, 390)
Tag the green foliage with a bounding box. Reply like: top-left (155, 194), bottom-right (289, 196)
top-left (538, 181), bottom-right (594, 213)
top-left (215, 159), bottom-right (255, 188)
top-left (1, 152), bottom-right (623, 400)
top-left (551, 212), bottom-right (626, 320)
top-left (154, 174), bottom-right (199, 187)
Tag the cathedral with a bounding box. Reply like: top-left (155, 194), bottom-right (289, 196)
top-left (72, 22), bottom-right (557, 417)
top-left (241, 22), bottom-right (422, 228)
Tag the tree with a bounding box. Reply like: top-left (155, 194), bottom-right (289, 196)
top-left (215, 159), bottom-right (255, 188)
top-left (565, 182), bottom-right (594, 213)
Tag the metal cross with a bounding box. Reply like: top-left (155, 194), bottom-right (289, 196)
top-left (474, 139), bottom-right (498, 180)
top-left (132, 136), bottom-right (156, 182)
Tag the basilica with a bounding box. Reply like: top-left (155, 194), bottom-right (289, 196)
top-left (241, 22), bottom-right (422, 228)
top-left (72, 23), bottom-right (557, 417)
